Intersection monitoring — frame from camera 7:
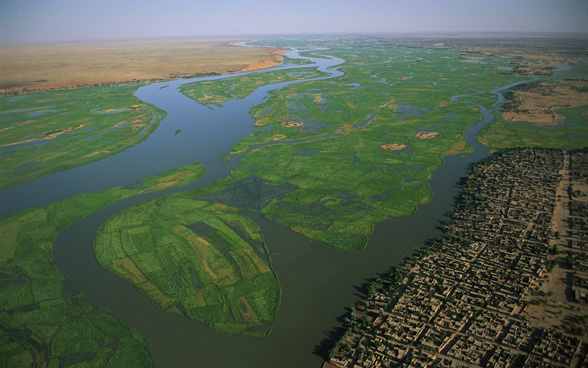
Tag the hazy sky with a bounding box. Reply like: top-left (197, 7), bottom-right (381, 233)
top-left (1, 0), bottom-right (587, 43)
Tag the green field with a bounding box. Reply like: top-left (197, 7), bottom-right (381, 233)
top-left (94, 195), bottom-right (280, 338)
top-left (0, 85), bottom-right (165, 189)
top-left (0, 163), bottom-right (204, 366)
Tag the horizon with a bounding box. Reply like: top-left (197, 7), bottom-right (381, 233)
top-left (2, 31), bottom-right (588, 47)
top-left (1, 0), bottom-right (587, 44)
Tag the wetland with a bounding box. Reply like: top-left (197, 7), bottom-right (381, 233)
top-left (1, 35), bottom-right (587, 367)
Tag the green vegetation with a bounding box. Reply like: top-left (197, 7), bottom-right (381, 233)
top-left (94, 195), bottom-right (280, 338)
top-left (181, 39), bottom-right (538, 251)
top-left (0, 162), bottom-right (204, 366)
top-left (0, 84), bottom-right (166, 189)
top-left (3, 37), bottom-right (587, 367)
top-left (179, 67), bottom-right (324, 107)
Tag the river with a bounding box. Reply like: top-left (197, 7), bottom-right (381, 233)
top-left (4, 45), bottom-right (525, 367)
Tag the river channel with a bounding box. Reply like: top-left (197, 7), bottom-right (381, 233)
top-left (4, 46), bottom-right (525, 367)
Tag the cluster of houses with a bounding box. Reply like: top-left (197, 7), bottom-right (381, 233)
top-left (327, 148), bottom-right (588, 368)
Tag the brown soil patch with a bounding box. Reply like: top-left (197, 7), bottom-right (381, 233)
top-left (111, 257), bottom-right (147, 284)
top-left (380, 143), bottom-right (408, 151)
top-left (414, 131), bottom-right (440, 139)
top-left (236, 296), bottom-right (259, 323)
top-left (82, 150), bottom-right (109, 158)
top-left (240, 50), bottom-right (286, 72)
top-left (0, 123), bottom-right (86, 148)
top-left (281, 121), bottom-right (303, 127)
top-left (270, 134), bottom-right (286, 141)
top-left (502, 80), bottom-right (588, 126)
top-left (139, 282), bottom-right (175, 310)
top-left (192, 288), bottom-right (207, 307)
top-left (0, 39), bottom-right (284, 94)
top-left (242, 248), bottom-right (271, 274)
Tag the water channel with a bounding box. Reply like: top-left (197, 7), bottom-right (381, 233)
top-left (4, 46), bottom-right (526, 367)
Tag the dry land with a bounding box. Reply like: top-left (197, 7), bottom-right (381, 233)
top-left (327, 148), bottom-right (588, 368)
top-left (502, 80), bottom-right (588, 126)
top-left (0, 38), bottom-right (285, 94)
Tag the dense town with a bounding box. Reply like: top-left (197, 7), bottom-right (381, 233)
top-left (326, 147), bottom-right (588, 367)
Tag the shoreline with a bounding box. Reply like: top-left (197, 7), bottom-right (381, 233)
top-left (326, 147), bottom-right (588, 367)
top-left (239, 49), bottom-right (288, 72)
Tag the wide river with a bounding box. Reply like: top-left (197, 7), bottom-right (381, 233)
top-left (1, 47), bottom-right (525, 367)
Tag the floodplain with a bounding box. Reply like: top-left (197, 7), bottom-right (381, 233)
top-left (0, 85), bottom-right (165, 189)
top-left (0, 162), bottom-right (204, 366)
top-left (0, 34), bottom-right (587, 368)
top-left (180, 36), bottom-right (588, 252)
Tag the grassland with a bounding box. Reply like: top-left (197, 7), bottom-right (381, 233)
top-left (0, 38), bottom-right (285, 94)
top-left (0, 85), bottom-right (167, 189)
top-left (0, 162), bottom-right (204, 367)
top-left (94, 194), bottom-right (279, 338)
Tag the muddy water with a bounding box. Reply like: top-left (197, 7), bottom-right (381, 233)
top-left (14, 45), bottom-right (523, 367)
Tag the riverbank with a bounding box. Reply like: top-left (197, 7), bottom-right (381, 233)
top-left (240, 49), bottom-right (288, 72)
top-left (0, 163), bottom-right (205, 367)
top-left (326, 147), bottom-right (588, 367)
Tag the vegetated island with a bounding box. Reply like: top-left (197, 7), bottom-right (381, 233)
top-left (93, 193), bottom-right (281, 338)
top-left (0, 163), bottom-right (205, 367)
top-left (324, 147), bottom-right (588, 367)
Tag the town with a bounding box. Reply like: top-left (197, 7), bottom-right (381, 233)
top-left (326, 147), bottom-right (588, 367)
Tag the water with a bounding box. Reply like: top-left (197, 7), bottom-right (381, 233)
top-left (0, 48), bottom-right (344, 217)
top-left (5, 46), bottom-right (522, 367)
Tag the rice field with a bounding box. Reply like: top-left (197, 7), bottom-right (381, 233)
top-left (94, 195), bottom-right (280, 338)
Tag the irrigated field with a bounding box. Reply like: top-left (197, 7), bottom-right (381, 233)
top-left (94, 195), bottom-right (280, 338)
top-left (0, 38), bottom-right (285, 94)
top-left (0, 162), bottom-right (204, 367)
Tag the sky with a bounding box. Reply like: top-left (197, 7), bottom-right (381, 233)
top-left (1, 0), bottom-right (587, 44)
